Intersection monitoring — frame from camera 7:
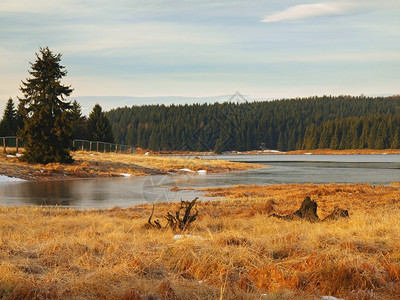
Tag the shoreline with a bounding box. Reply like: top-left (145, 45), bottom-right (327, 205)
top-left (142, 148), bottom-right (400, 156)
top-left (1, 148), bottom-right (399, 181)
top-left (284, 148), bottom-right (400, 155)
top-left (0, 151), bottom-right (264, 182)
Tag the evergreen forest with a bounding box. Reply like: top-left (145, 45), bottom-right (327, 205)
top-left (106, 95), bottom-right (400, 152)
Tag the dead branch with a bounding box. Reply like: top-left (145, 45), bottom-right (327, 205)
top-left (147, 198), bottom-right (199, 232)
top-left (148, 204), bottom-right (162, 229)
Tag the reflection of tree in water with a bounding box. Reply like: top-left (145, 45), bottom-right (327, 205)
top-left (17, 181), bottom-right (76, 206)
top-left (3, 178), bottom-right (125, 208)
top-left (84, 178), bottom-right (111, 204)
top-left (142, 175), bottom-right (179, 204)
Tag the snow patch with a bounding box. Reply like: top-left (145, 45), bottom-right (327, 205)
top-left (263, 149), bottom-right (283, 153)
top-left (0, 175), bottom-right (25, 182)
top-left (120, 173), bottom-right (131, 177)
top-left (174, 234), bottom-right (205, 241)
top-left (197, 170), bottom-right (207, 175)
top-left (179, 168), bottom-right (195, 173)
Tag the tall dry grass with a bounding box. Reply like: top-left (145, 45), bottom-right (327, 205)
top-left (72, 151), bottom-right (263, 174)
top-left (1, 184), bottom-right (400, 299)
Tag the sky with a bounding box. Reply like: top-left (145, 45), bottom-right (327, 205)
top-left (0, 0), bottom-right (399, 114)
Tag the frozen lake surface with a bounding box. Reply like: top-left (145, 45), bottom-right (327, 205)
top-left (0, 154), bottom-right (399, 208)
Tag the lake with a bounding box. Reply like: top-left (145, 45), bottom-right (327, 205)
top-left (0, 154), bottom-right (399, 208)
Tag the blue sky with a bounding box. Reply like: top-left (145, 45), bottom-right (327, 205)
top-left (1, 0), bottom-right (399, 113)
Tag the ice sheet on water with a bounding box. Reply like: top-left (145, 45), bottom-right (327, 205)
top-left (0, 175), bottom-right (25, 182)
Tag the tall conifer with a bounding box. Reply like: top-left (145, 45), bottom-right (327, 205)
top-left (0, 98), bottom-right (17, 136)
top-left (87, 104), bottom-right (114, 143)
top-left (19, 47), bottom-right (73, 164)
top-left (70, 100), bottom-right (87, 140)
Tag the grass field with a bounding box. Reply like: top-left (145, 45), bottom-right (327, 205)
top-left (1, 183), bottom-right (400, 299)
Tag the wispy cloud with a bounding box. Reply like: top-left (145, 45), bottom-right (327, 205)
top-left (262, 2), bottom-right (354, 23)
top-left (59, 22), bottom-right (231, 55)
top-left (266, 51), bottom-right (400, 63)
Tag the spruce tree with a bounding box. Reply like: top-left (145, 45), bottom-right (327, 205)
top-left (70, 100), bottom-right (87, 140)
top-left (19, 47), bottom-right (73, 164)
top-left (0, 98), bottom-right (17, 136)
top-left (16, 100), bottom-right (27, 132)
top-left (391, 127), bottom-right (400, 149)
top-left (87, 104), bottom-right (114, 143)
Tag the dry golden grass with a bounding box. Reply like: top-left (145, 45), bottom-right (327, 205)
top-left (201, 183), bottom-right (400, 218)
top-left (1, 184), bottom-right (400, 299)
top-left (73, 151), bottom-right (263, 174)
top-left (0, 151), bottom-right (263, 181)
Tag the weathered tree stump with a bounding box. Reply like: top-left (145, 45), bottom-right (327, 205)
top-left (323, 206), bottom-right (349, 221)
top-left (290, 196), bottom-right (320, 222)
top-left (270, 196), bottom-right (349, 222)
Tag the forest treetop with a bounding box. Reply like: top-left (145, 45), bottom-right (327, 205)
top-left (106, 94), bottom-right (400, 152)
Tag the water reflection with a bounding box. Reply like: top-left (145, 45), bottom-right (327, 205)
top-left (0, 176), bottom-right (205, 209)
top-left (15, 180), bottom-right (76, 206)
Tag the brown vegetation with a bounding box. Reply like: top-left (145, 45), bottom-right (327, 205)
top-left (0, 151), bottom-right (263, 181)
top-left (74, 151), bottom-right (262, 174)
top-left (1, 183), bottom-right (400, 299)
top-left (201, 183), bottom-right (400, 218)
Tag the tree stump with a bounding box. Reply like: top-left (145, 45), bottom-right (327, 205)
top-left (270, 196), bottom-right (349, 223)
top-left (323, 206), bottom-right (349, 221)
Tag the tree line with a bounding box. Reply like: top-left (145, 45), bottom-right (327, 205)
top-left (106, 95), bottom-right (400, 152)
top-left (302, 114), bottom-right (400, 150)
top-left (0, 98), bottom-right (114, 145)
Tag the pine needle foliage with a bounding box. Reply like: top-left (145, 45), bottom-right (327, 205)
top-left (87, 104), bottom-right (114, 143)
top-left (19, 47), bottom-right (73, 164)
top-left (0, 98), bottom-right (17, 136)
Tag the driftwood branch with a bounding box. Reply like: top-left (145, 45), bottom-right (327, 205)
top-left (147, 198), bottom-right (199, 232)
top-left (148, 204), bottom-right (162, 229)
